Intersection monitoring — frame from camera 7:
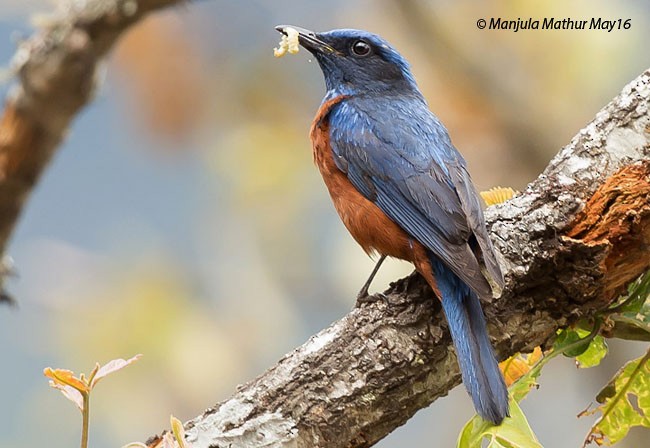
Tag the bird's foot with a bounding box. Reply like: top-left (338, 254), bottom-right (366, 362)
top-left (355, 292), bottom-right (389, 308)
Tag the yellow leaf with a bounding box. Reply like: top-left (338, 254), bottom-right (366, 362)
top-left (500, 347), bottom-right (543, 386)
top-left (501, 357), bottom-right (529, 387)
top-left (480, 187), bottom-right (518, 206)
top-left (43, 367), bottom-right (89, 393)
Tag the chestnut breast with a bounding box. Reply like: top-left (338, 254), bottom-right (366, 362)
top-left (309, 96), bottom-right (415, 262)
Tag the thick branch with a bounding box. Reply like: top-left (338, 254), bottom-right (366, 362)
top-left (150, 70), bottom-right (648, 448)
top-left (0, 0), bottom-right (185, 281)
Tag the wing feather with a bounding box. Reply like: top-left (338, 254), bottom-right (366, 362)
top-left (328, 97), bottom-right (503, 297)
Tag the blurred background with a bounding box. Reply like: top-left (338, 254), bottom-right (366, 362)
top-left (0, 0), bottom-right (648, 446)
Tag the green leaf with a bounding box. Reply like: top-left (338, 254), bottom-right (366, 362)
top-left (582, 348), bottom-right (650, 446)
top-left (508, 325), bottom-right (606, 403)
top-left (606, 270), bottom-right (650, 342)
top-left (457, 399), bottom-right (543, 448)
top-left (609, 270), bottom-right (650, 314)
top-left (607, 315), bottom-right (650, 341)
top-left (553, 328), bottom-right (594, 358)
top-left (170, 414), bottom-right (187, 448)
top-left (575, 335), bottom-right (608, 368)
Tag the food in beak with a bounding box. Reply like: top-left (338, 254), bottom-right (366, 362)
top-left (274, 27), bottom-right (300, 58)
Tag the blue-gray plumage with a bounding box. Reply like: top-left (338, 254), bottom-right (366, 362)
top-left (277, 26), bottom-right (509, 424)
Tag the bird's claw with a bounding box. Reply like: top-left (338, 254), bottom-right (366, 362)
top-left (355, 292), bottom-right (389, 308)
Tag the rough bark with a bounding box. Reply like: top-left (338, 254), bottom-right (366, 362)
top-left (151, 70), bottom-right (648, 448)
top-left (0, 0), bottom-right (186, 297)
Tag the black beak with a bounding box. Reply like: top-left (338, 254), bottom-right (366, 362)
top-left (275, 25), bottom-right (339, 55)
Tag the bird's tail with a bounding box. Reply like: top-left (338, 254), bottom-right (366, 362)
top-left (430, 256), bottom-right (509, 424)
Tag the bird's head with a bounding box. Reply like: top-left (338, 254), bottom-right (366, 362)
top-left (276, 26), bottom-right (420, 97)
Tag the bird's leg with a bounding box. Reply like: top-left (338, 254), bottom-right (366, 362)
top-left (356, 254), bottom-right (387, 306)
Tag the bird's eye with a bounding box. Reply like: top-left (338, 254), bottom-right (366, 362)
top-left (351, 40), bottom-right (371, 57)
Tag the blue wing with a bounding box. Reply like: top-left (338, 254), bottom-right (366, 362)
top-left (328, 96), bottom-right (504, 298)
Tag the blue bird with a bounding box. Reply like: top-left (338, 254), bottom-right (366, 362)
top-left (277, 26), bottom-right (509, 424)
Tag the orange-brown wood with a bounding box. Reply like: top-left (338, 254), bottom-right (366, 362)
top-left (0, 102), bottom-right (39, 179)
top-left (310, 96), bottom-right (440, 296)
top-left (566, 162), bottom-right (650, 300)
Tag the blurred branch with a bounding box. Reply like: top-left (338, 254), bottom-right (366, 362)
top-left (0, 0), bottom-right (186, 298)
top-left (150, 70), bottom-right (650, 447)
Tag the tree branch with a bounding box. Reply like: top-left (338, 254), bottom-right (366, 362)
top-left (152, 70), bottom-right (648, 448)
top-left (0, 0), bottom-right (186, 297)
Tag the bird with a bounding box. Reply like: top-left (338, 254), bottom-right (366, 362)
top-left (276, 25), bottom-right (509, 425)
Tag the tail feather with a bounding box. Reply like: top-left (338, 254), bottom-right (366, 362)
top-left (431, 257), bottom-right (509, 424)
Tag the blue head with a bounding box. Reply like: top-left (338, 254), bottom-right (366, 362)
top-left (276, 26), bottom-right (421, 97)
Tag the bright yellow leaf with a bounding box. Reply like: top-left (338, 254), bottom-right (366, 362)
top-left (500, 347), bottom-right (543, 386)
top-left (43, 367), bottom-right (89, 393)
top-left (480, 187), bottom-right (518, 206)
